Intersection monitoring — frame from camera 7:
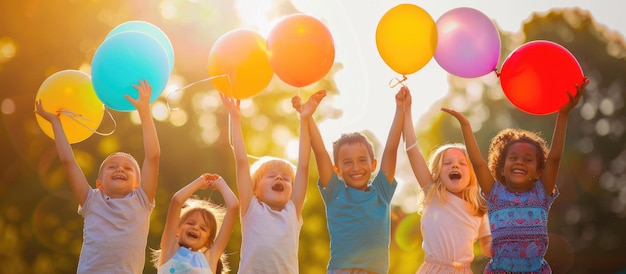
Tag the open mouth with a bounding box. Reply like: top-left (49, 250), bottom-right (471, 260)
top-left (271, 183), bottom-right (285, 192)
top-left (449, 172), bottom-right (461, 180)
top-left (112, 174), bottom-right (127, 180)
top-left (187, 231), bottom-right (199, 239)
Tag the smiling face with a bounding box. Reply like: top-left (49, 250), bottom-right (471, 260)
top-left (177, 209), bottom-right (215, 251)
top-left (333, 142), bottom-right (376, 191)
top-left (439, 148), bottom-right (472, 197)
top-left (501, 142), bottom-right (542, 192)
top-left (96, 153), bottom-right (140, 198)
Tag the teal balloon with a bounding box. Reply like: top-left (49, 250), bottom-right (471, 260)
top-left (92, 31), bottom-right (169, 111)
top-left (106, 21), bottom-right (174, 74)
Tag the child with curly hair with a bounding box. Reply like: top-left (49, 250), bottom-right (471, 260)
top-left (442, 78), bottom-right (588, 273)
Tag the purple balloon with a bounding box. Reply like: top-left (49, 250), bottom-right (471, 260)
top-left (434, 7), bottom-right (501, 78)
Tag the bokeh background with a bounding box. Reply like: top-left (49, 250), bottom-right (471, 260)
top-left (1, 1), bottom-right (625, 273)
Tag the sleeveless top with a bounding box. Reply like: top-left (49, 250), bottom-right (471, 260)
top-left (158, 247), bottom-right (212, 274)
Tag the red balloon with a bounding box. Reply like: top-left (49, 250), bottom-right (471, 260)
top-left (499, 40), bottom-right (584, 115)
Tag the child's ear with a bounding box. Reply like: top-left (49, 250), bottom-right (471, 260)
top-left (95, 179), bottom-right (103, 189)
top-left (371, 159), bottom-right (377, 170)
top-left (333, 165), bottom-right (342, 178)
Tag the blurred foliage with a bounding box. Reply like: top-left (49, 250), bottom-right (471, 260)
top-left (0, 1), bottom-right (625, 274)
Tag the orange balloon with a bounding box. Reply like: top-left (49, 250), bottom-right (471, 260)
top-left (267, 14), bottom-right (335, 87)
top-left (208, 29), bottom-right (273, 99)
top-left (35, 70), bottom-right (104, 144)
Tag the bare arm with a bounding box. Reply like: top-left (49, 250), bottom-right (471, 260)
top-left (35, 100), bottom-right (91, 206)
top-left (402, 87), bottom-right (433, 189)
top-left (479, 235), bottom-right (493, 258)
top-left (127, 80), bottom-right (161, 202)
top-left (379, 86), bottom-right (406, 183)
top-left (292, 90), bottom-right (326, 217)
top-left (220, 93), bottom-right (253, 214)
top-left (292, 94), bottom-right (334, 188)
top-left (159, 174), bottom-right (213, 265)
top-left (542, 77), bottom-right (588, 193)
top-left (207, 176), bottom-right (239, 270)
top-left (441, 108), bottom-right (495, 194)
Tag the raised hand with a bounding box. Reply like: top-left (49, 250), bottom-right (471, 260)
top-left (35, 99), bottom-right (60, 123)
top-left (441, 107), bottom-right (470, 127)
top-left (300, 90), bottom-right (327, 118)
top-left (219, 93), bottom-right (241, 119)
top-left (128, 80), bottom-right (153, 110)
top-left (560, 77), bottom-right (589, 114)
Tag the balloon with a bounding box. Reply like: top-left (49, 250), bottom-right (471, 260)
top-left (35, 70), bottom-right (104, 144)
top-left (92, 31), bottom-right (169, 111)
top-left (207, 29), bottom-right (274, 99)
top-left (376, 4), bottom-right (437, 75)
top-left (434, 7), bottom-right (501, 78)
top-left (499, 40), bottom-right (584, 115)
top-left (106, 20), bottom-right (175, 74)
top-left (267, 14), bottom-right (335, 87)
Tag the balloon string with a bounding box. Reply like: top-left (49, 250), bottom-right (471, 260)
top-left (216, 75), bottom-right (261, 162)
top-left (58, 107), bottom-right (116, 137)
top-left (388, 75), bottom-right (408, 88)
top-left (166, 74), bottom-right (230, 111)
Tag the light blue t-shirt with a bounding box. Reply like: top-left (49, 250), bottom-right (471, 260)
top-left (319, 172), bottom-right (397, 274)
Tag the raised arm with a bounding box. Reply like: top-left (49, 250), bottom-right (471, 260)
top-left (441, 108), bottom-right (495, 194)
top-left (293, 93), bottom-right (334, 188)
top-left (35, 100), bottom-right (90, 205)
top-left (542, 77), bottom-right (588, 193)
top-left (127, 80), bottom-right (161, 202)
top-left (159, 174), bottom-right (214, 265)
top-left (207, 175), bottom-right (239, 271)
top-left (219, 93), bottom-right (253, 214)
top-left (402, 88), bottom-right (433, 189)
top-left (292, 90), bottom-right (326, 217)
top-left (379, 86), bottom-right (406, 184)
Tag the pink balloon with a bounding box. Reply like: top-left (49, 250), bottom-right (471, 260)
top-left (434, 7), bottom-right (501, 78)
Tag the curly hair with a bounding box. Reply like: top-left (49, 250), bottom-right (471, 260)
top-left (487, 128), bottom-right (549, 184)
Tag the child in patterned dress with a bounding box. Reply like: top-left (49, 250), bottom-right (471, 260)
top-left (442, 77), bottom-right (588, 273)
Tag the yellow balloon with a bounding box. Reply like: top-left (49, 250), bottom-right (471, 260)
top-left (376, 4), bottom-right (437, 75)
top-left (35, 70), bottom-right (104, 144)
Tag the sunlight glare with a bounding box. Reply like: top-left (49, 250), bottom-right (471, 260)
top-left (236, 0), bottom-right (274, 33)
top-left (285, 139), bottom-right (298, 161)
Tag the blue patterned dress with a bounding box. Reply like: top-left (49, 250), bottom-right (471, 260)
top-left (483, 179), bottom-right (558, 273)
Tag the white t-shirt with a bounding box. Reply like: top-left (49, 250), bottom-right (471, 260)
top-left (420, 192), bottom-right (490, 264)
top-left (77, 187), bottom-right (154, 274)
top-left (238, 197), bottom-right (302, 274)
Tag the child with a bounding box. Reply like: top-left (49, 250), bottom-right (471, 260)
top-left (34, 80), bottom-right (160, 273)
top-left (219, 90), bottom-right (325, 273)
top-left (154, 173), bottom-right (239, 274)
top-left (293, 87), bottom-right (404, 274)
top-left (442, 78), bottom-right (588, 273)
top-left (402, 87), bottom-right (491, 273)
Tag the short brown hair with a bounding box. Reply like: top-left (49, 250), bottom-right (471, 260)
top-left (332, 132), bottom-right (375, 164)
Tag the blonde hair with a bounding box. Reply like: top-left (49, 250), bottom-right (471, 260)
top-left (418, 144), bottom-right (487, 216)
top-left (98, 152), bottom-right (141, 179)
top-left (151, 196), bottom-right (230, 273)
top-left (250, 156), bottom-right (296, 190)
